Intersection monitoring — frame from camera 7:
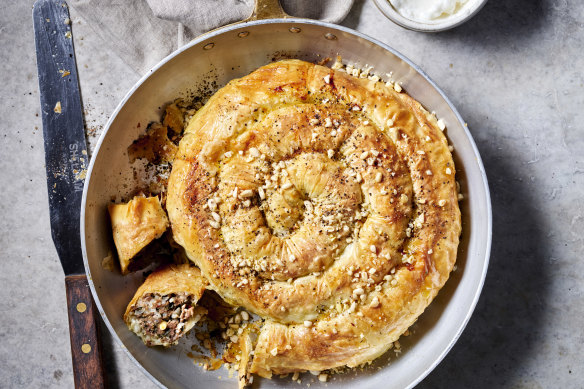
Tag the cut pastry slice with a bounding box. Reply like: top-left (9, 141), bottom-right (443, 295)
top-left (124, 264), bottom-right (208, 347)
top-left (108, 195), bottom-right (169, 274)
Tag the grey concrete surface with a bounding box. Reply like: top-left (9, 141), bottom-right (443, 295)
top-left (1, 0), bottom-right (582, 388)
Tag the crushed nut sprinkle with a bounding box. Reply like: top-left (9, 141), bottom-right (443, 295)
top-left (437, 119), bottom-right (446, 131)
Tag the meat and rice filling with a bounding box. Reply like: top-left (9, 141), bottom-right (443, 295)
top-left (126, 292), bottom-right (206, 347)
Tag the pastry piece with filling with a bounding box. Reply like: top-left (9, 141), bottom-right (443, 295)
top-left (108, 195), bottom-right (169, 274)
top-left (124, 264), bottom-right (208, 347)
top-left (166, 59), bottom-right (461, 379)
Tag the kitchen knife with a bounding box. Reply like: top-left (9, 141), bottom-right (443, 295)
top-left (33, 1), bottom-right (106, 387)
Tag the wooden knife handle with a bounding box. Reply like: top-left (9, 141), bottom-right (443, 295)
top-left (65, 275), bottom-right (106, 389)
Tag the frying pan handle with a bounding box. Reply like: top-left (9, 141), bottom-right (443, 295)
top-left (246, 0), bottom-right (289, 21)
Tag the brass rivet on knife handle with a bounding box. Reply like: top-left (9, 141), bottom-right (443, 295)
top-left (247, 0), bottom-right (289, 21)
top-left (76, 302), bottom-right (87, 313)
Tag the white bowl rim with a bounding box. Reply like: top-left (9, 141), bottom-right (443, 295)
top-left (372, 0), bottom-right (489, 32)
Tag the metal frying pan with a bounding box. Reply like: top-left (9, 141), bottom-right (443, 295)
top-left (81, 1), bottom-right (492, 388)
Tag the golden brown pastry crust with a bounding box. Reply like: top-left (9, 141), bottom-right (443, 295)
top-left (108, 196), bottom-right (169, 274)
top-left (124, 264), bottom-right (208, 347)
top-left (124, 264), bottom-right (208, 317)
top-left (166, 59), bottom-right (461, 375)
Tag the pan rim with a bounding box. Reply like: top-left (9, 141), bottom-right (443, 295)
top-left (81, 17), bottom-right (492, 389)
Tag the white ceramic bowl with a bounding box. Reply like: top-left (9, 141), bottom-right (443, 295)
top-left (373, 0), bottom-right (488, 32)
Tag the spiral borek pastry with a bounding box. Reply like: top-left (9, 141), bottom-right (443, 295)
top-left (166, 59), bottom-right (461, 376)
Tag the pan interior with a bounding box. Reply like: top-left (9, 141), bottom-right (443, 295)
top-left (82, 20), bottom-right (490, 389)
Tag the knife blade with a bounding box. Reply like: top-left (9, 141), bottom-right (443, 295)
top-left (33, 1), bottom-right (106, 387)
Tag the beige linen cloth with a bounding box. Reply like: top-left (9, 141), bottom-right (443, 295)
top-left (69, 0), bottom-right (354, 75)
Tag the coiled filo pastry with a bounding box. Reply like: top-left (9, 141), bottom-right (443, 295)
top-left (166, 59), bottom-right (461, 376)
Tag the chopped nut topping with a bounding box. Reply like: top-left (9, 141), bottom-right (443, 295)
top-left (327, 149), bottom-right (335, 158)
top-left (437, 119), bottom-right (446, 131)
top-left (446, 167), bottom-right (452, 175)
top-left (375, 172), bottom-right (383, 183)
top-left (438, 199), bottom-right (446, 207)
top-left (323, 74), bottom-right (331, 84)
top-left (304, 320), bottom-right (313, 327)
top-left (370, 296), bottom-right (380, 308)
